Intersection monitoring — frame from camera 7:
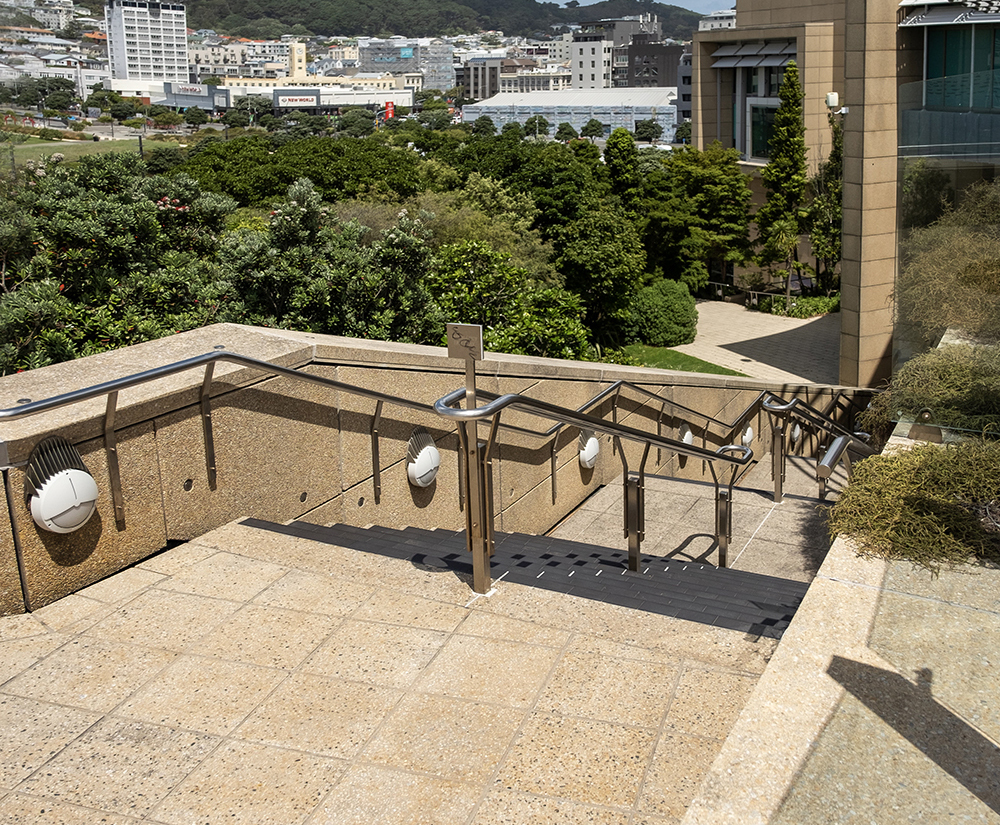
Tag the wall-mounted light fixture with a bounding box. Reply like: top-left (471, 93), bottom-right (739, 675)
top-left (579, 430), bottom-right (600, 469)
top-left (26, 436), bottom-right (99, 533)
top-left (406, 428), bottom-right (441, 488)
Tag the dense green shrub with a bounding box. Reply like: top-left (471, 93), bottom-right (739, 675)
top-left (632, 278), bottom-right (698, 347)
top-left (755, 294), bottom-right (840, 318)
top-left (828, 438), bottom-right (1000, 571)
top-left (860, 344), bottom-right (1000, 439)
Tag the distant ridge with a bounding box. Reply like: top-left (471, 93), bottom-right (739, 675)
top-left (184, 0), bottom-right (703, 41)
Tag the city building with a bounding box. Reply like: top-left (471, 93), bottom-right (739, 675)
top-left (357, 36), bottom-right (454, 93)
top-left (498, 63), bottom-right (572, 94)
top-left (159, 79), bottom-right (411, 114)
top-left (104, 0), bottom-right (187, 82)
top-left (572, 14), bottom-right (660, 89)
top-left (698, 7), bottom-right (737, 31)
top-left (625, 36), bottom-right (684, 88)
top-left (465, 55), bottom-right (503, 101)
top-left (676, 48), bottom-right (692, 122)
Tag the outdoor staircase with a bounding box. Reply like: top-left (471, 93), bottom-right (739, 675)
top-left (241, 518), bottom-right (809, 639)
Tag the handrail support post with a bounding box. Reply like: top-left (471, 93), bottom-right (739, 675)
top-left (771, 419), bottom-right (786, 503)
top-left (716, 487), bottom-right (732, 568)
top-left (104, 391), bottom-right (126, 530)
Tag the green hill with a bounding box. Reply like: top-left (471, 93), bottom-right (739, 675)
top-left (184, 0), bottom-right (702, 40)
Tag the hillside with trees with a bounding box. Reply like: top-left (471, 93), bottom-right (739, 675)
top-left (182, 0), bottom-right (702, 39)
top-left (1, 68), bottom-right (847, 375)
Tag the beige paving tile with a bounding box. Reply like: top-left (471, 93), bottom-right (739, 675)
top-left (116, 655), bottom-right (285, 736)
top-left (151, 739), bottom-right (343, 825)
top-left (537, 651), bottom-right (680, 728)
top-left (351, 589), bottom-right (468, 632)
top-left (0, 634), bottom-right (66, 685)
top-left (156, 552), bottom-right (287, 602)
top-left (31, 596), bottom-right (108, 633)
top-left (303, 620), bottom-right (447, 688)
top-left (252, 569), bottom-right (375, 616)
top-left (0, 614), bottom-right (48, 642)
top-left (2, 637), bottom-right (174, 713)
top-left (637, 731), bottom-right (724, 819)
top-left (16, 717), bottom-right (218, 817)
top-left (0, 793), bottom-right (140, 824)
top-left (414, 635), bottom-right (561, 708)
top-left (306, 764), bottom-right (480, 825)
top-left (363, 693), bottom-right (524, 782)
top-left (0, 695), bottom-right (100, 788)
top-left (664, 667), bottom-right (758, 740)
top-left (770, 690), bottom-right (1000, 825)
top-left (498, 713), bottom-right (657, 807)
top-left (83, 590), bottom-right (242, 651)
top-left (190, 604), bottom-right (339, 670)
top-left (235, 672), bottom-right (400, 758)
top-left (471, 790), bottom-right (631, 825)
top-left (78, 568), bottom-right (167, 606)
top-left (563, 635), bottom-right (682, 669)
top-left (457, 610), bottom-right (571, 648)
top-left (870, 591), bottom-right (1000, 745)
top-left (136, 542), bottom-right (217, 576)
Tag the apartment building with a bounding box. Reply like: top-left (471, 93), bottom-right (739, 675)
top-left (105, 0), bottom-right (187, 82)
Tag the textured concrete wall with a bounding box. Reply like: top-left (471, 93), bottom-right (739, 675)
top-left (0, 324), bottom-right (863, 613)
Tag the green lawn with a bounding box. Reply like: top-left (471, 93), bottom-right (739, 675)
top-left (624, 344), bottom-right (747, 376)
top-left (9, 137), bottom-right (140, 164)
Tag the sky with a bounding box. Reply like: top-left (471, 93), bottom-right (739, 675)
top-left (568, 0), bottom-right (731, 13)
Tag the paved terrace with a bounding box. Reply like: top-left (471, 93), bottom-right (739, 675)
top-left (0, 454), bottom-right (833, 824)
top-left (2, 308), bottom-right (997, 823)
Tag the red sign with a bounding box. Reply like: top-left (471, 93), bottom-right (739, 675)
top-left (385, 101), bottom-right (395, 118)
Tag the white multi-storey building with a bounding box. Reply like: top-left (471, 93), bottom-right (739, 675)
top-left (105, 0), bottom-right (187, 82)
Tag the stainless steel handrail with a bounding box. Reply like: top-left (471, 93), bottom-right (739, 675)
top-left (762, 394), bottom-right (875, 456)
top-left (444, 380), bottom-right (764, 445)
top-left (0, 350), bottom-right (435, 425)
top-left (435, 387), bottom-right (753, 467)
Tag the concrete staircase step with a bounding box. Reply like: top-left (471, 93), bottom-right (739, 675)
top-left (242, 518), bottom-right (809, 639)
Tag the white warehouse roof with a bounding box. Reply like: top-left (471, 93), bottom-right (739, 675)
top-left (472, 88), bottom-right (677, 107)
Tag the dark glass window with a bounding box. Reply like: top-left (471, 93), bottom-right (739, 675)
top-left (751, 105), bottom-right (776, 158)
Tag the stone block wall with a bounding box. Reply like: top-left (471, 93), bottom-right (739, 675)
top-left (0, 324), bottom-right (864, 613)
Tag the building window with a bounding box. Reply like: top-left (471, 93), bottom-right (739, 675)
top-left (750, 105), bottom-right (777, 158)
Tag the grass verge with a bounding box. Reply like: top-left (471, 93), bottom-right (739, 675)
top-left (624, 344), bottom-right (746, 376)
top-left (12, 138), bottom-right (140, 164)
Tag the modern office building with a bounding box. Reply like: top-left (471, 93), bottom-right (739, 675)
top-left (692, 0), bottom-right (950, 387)
top-left (105, 0), bottom-right (187, 82)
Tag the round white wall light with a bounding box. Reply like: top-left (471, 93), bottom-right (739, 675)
top-left (790, 423), bottom-right (802, 445)
top-left (679, 423), bottom-right (694, 445)
top-left (579, 431), bottom-right (600, 469)
top-left (26, 436), bottom-right (99, 534)
top-left (742, 425), bottom-right (754, 447)
top-left (406, 428), bottom-right (441, 488)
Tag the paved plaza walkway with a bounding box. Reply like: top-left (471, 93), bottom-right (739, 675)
top-left (675, 301), bottom-right (842, 386)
